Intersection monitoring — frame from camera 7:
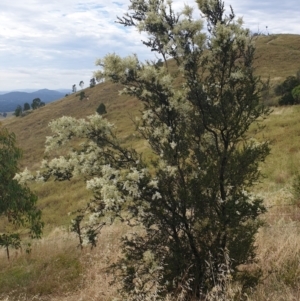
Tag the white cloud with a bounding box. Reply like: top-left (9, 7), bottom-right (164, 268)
top-left (0, 0), bottom-right (299, 91)
top-left (227, 0), bottom-right (300, 34)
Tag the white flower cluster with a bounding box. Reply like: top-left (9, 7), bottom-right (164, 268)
top-left (41, 156), bottom-right (73, 177)
top-left (86, 164), bottom-right (123, 210)
top-left (230, 70), bottom-right (244, 80)
top-left (148, 179), bottom-right (159, 189)
top-left (170, 141), bottom-right (177, 149)
top-left (74, 142), bottom-right (104, 176)
top-left (87, 114), bottom-right (114, 134)
top-left (45, 116), bottom-right (81, 152)
top-left (14, 167), bottom-right (34, 185)
top-left (95, 53), bottom-right (139, 82)
top-left (140, 65), bottom-right (160, 84)
top-left (123, 167), bottom-right (147, 198)
top-left (206, 16), bottom-right (250, 57)
top-left (45, 114), bottom-right (114, 153)
top-left (152, 191), bottom-right (162, 200)
top-left (14, 168), bottom-right (45, 185)
top-left (159, 160), bottom-right (177, 177)
top-left (248, 138), bottom-right (263, 150)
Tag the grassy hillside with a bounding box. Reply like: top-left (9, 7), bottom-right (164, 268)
top-left (1, 34), bottom-right (300, 300)
top-left (3, 34), bottom-right (300, 167)
top-left (254, 34), bottom-right (300, 82)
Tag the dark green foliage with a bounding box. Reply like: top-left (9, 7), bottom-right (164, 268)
top-left (0, 233), bottom-right (21, 260)
top-left (31, 98), bottom-right (45, 110)
top-left (90, 78), bottom-right (96, 88)
top-left (23, 102), bottom-right (30, 111)
top-left (96, 103), bottom-right (107, 115)
top-left (14, 105), bottom-right (23, 117)
top-left (70, 212), bottom-right (105, 249)
top-left (276, 76), bottom-right (300, 105)
top-left (79, 91), bottom-right (86, 101)
top-left (278, 93), bottom-right (295, 106)
top-left (296, 70), bottom-right (300, 82)
top-left (275, 76), bottom-right (299, 96)
top-left (0, 127), bottom-right (43, 258)
top-left (79, 80), bottom-right (84, 89)
top-left (261, 77), bottom-right (272, 105)
top-left (70, 215), bottom-right (84, 249)
top-left (292, 85), bottom-right (300, 103)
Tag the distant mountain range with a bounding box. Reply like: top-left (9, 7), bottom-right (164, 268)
top-left (0, 89), bottom-right (68, 112)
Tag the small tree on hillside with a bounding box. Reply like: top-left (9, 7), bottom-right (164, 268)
top-left (0, 126), bottom-right (43, 259)
top-left (96, 103), bottom-right (107, 115)
top-left (14, 105), bottom-right (23, 117)
top-left (20, 0), bottom-right (270, 299)
top-left (90, 78), bottom-right (96, 88)
top-left (72, 84), bottom-right (77, 93)
top-left (31, 98), bottom-right (45, 110)
top-left (23, 102), bottom-right (31, 111)
top-left (79, 91), bottom-right (86, 101)
top-left (79, 81), bottom-right (84, 90)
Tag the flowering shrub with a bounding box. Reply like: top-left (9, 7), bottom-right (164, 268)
top-left (16, 0), bottom-right (270, 299)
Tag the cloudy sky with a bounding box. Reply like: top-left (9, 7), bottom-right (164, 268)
top-left (0, 0), bottom-right (299, 92)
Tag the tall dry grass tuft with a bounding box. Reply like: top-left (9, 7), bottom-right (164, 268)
top-left (0, 228), bottom-right (80, 300)
top-left (0, 224), bottom-right (127, 301)
top-left (246, 187), bottom-right (300, 301)
top-left (250, 221), bottom-right (300, 300)
top-left (56, 224), bottom-right (127, 301)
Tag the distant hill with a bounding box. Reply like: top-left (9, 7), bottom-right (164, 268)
top-left (0, 89), bottom-right (65, 112)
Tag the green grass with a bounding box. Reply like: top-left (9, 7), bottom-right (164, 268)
top-left (251, 106), bottom-right (300, 189)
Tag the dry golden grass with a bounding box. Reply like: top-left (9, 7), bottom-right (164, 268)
top-left (0, 228), bottom-right (82, 300)
top-left (49, 224), bottom-right (127, 301)
top-left (0, 224), bottom-right (127, 301)
top-left (254, 34), bottom-right (300, 84)
top-left (250, 200), bottom-right (300, 300)
top-left (1, 34), bottom-right (300, 300)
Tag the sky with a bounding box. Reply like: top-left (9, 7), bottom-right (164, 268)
top-left (0, 0), bottom-right (299, 92)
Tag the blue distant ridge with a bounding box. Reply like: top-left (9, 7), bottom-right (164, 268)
top-left (0, 89), bottom-right (66, 112)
